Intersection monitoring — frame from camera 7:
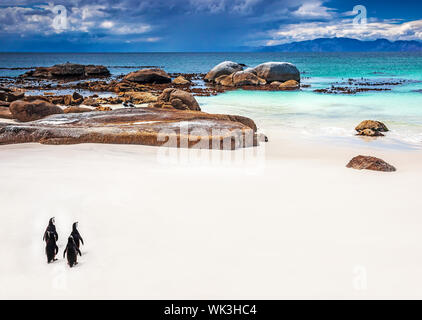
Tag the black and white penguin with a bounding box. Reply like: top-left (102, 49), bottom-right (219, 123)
top-left (45, 231), bottom-right (59, 264)
top-left (123, 101), bottom-right (135, 108)
top-left (43, 218), bottom-right (58, 242)
top-left (63, 236), bottom-right (81, 268)
top-left (71, 222), bottom-right (84, 249)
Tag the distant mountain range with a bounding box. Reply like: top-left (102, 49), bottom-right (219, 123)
top-left (254, 38), bottom-right (422, 52)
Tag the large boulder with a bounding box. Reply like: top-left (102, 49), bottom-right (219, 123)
top-left (85, 65), bottom-right (111, 77)
top-left (9, 100), bottom-right (64, 122)
top-left (346, 156), bottom-right (396, 172)
top-left (253, 62), bottom-right (300, 83)
top-left (124, 68), bottom-right (171, 84)
top-left (50, 63), bottom-right (85, 77)
top-left (21, 63), bottom-right (110, 79)
top-left (204, 61), bottom-right (244, 82)
top-left (150, 88), bottom-right (201, 111)
top-left (0, 108), bottom-right (260, 150)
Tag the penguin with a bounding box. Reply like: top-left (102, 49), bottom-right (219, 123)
top-left (123, 101), bottom-right (135, 108)
top-left (70, 222), bottom-right (84, 249)
top-left (63, 236), bottom-right (81, 268)
top-left (45, 231), bottom-right (59, 263)
top-left (43, 218), bottom-right (58, 242)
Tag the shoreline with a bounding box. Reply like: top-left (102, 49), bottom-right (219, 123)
top-left (1, 135), bottom-right (422, 299)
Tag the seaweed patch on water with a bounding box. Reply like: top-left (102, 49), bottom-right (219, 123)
top-left (314, 78), bottom-right (420, 95)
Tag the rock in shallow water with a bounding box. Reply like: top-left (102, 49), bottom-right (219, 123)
top-left (355, 120), bottom-right (389, 134)
top-left (124, 68), bottom-right (171, 84)
top-left (149, 88), bottom-right (201, 111)
top-left (252, 62), bottom-right (300, 83)
top-left (279, 80), bottom-right (300, 90)
top-left (0, 108), bottom-right (260, 150)
top-left (215, 71), bottom-right (266, 87)
top-left (356, 129), bottom-right (385, 137)
top-left (21, 63), bottom-right (110, 79)
top-left (205, 61), bottom-right (244, 83)
top-left (173, 76), bottom-right (191, 85)
top-left (346, 156), bottom-right (396, 172)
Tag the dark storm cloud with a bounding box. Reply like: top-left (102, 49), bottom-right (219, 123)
top-left (0, 0), bottom-right (421, 51)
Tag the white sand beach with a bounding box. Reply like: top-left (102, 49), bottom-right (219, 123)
top-left (1, 131), bottom-right (422, 299)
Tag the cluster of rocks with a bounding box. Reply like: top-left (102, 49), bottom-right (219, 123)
top-left (204, 61), bottom-right (300, 90)
top-left (0, 87), bottom-right (25, 119)
top-left (0, 63), bottom-right (268, 150)
top-left (149, 88), bottom-right (201, 111)
top-left (21, 63), bottom-right (111, 80)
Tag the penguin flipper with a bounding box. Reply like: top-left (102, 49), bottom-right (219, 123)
top-left (63, 247), bottom-right (68, 258)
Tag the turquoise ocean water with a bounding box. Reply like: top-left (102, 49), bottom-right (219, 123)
top-left (1, 52), bottom-right (422, 149)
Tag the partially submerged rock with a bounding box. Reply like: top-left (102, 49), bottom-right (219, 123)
top-left (205, 61), bottom-right (244, 83)
top-left (356, 129), bottom-right (385, 137)
top-left (215, 71), bottom-right (266, 87)
top-left (173, 76), bottom-right (191, 85)
top-left (21, 63), bottom-right (110, 80)
top-left (149, 88), bottom-right (201, 111)
top-left (279, 80), bottom-right (300, 90)
top-left (253, 62), bottom-right (300, 83)
top-left (355, 120), bottom-right (389, 134)
top-left (9, 100), bottom-right (64, 122)
top-left (0, 108), bottom-right (260, 150)
top-left (124, 68), bottom-right (171, 84)
top-left (346, 156), bottom-right (396, 172)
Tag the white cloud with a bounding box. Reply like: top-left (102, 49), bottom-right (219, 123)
top-left (293, 1), bottom-right (334, 19)
top-left (267, 19), bottom-right (422, 45)
top-left (189, 0), bottom-right (262, 14)
top-left (100, 21), bottom-right (115, 29)
top-left (0, 4), bottom-right (153, 36)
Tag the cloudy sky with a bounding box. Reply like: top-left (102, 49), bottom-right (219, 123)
top-left (0, 0), bottom-right (421, 51)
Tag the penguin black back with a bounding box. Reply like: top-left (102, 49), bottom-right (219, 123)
top-left (43, 217), bottom-right (58, 242)
top-left (71, 222), bottom-right (84, 249)
top-left (63, 236), bottom-right (81, 268)
top-left (45, 231), bottom-right (59, 263)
